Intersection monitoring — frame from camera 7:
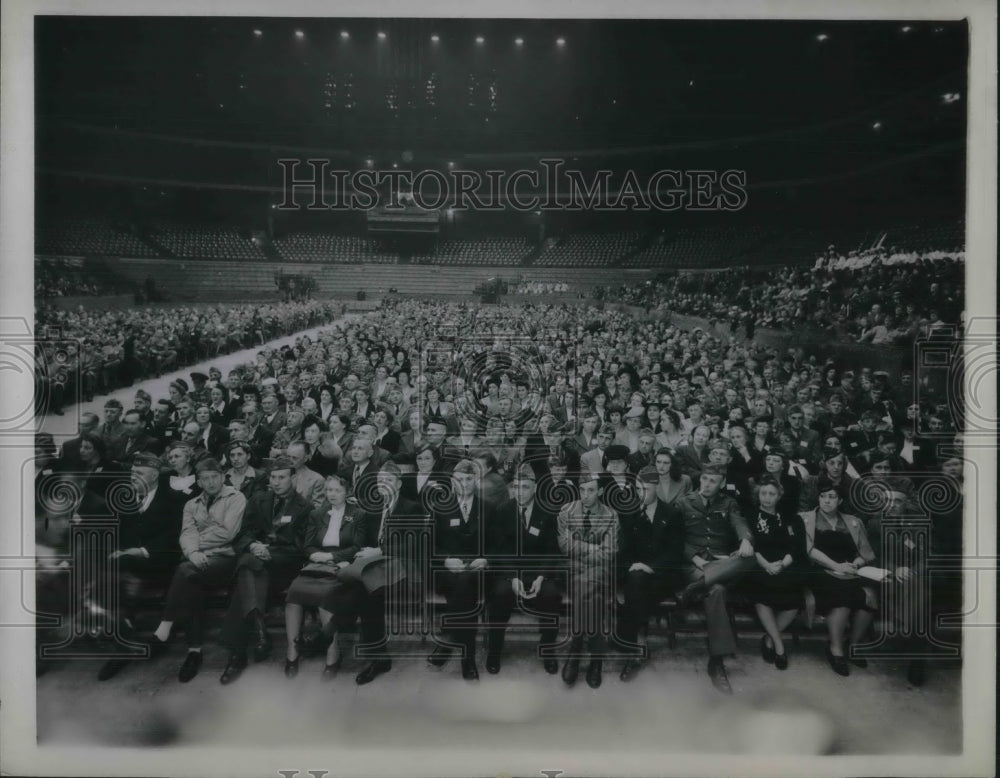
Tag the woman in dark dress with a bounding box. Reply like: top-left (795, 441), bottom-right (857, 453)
top-left (302, 415), bottom-right (331, 473)
top-left (400, 444), bottom-right (448, 507)
top-left (371, 408), bottom-right (401, 455)
top-left (743, 475), bottom-right (807, 669)
top-left (802, 478), bottom-right (878, 676)
top-left (283, 475), bottom-right (367, 679)
top-left (752, 449), bottom-right (803, 518)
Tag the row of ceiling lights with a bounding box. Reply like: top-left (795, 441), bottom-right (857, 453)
top-left (251, 25), bottom-right (950, 44)
top-left (253, 29), bottom-right (565, 46)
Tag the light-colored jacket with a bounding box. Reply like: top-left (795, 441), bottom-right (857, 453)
top-left (799, 509), bottom-right (876, 566)
top-left (180, 485), bottom-right (246, 558)
top-left (292, 466), bottom-right (326, 509)
top-left (557, 499), bottom-right (618, 574)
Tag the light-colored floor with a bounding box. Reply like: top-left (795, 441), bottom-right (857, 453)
top-left (39, 314), bottom-right (360, 446)
top-left (37, 635), bottom-right (961, 754)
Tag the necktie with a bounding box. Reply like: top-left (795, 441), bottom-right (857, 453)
top-left (461, 500), bottom-right (470, 522)
top-left (520, 506), bottom-right (529, 530)
top-left (272, 496), bottom-right (285, 522)
top-left (582, 508), bottom-right (591, 534)
top-left (378, 504), bottom-right (390, 546)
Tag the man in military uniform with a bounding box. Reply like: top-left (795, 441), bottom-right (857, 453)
top-left (674, 463), bottom-right (755, 694)
top-left (189, 371), bottom-right (211, 408)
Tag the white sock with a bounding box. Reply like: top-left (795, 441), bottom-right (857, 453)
top-left (154, 622), bottom-right (173, 642)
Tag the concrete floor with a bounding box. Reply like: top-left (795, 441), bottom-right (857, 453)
top-left (37, 635), bottom-right (961, 755)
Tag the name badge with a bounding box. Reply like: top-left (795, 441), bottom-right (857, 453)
top-left (279, 515), bottom-right (292, 525)
top-left (450, 518), bottom-right (461, 527)
top-left (726, 484), bottom-right (735, 491)
top-left (528, 526), bottom-right (540, 536)
top-left (799, 440), bottom-right (808, 447)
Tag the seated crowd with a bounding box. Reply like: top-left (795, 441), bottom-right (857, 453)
top-left (35, 298), bottom-right (964, 694)
top-left (35, 259), bottom-right (124, 299)
top-left (602, 250), bottom-right (963, 341)
top-left (34, 300), bottom-right (340, 412)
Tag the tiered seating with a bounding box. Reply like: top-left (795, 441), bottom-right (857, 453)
top-left (534, 231), bottom-right (640, 267)
top-left (152, 223), bottom-right (266, 260)
top-left (35, 259), bottom-right (125, 298)
top-left (433, 237), bottom-right (532, 265)
top-left (273, 233), bottom-right (394, 263)
top-left (35, 219), bottom-right (158, 257)
top-left (624, 226), bottom-right (776, 268)
top-left (881, 217), bottom-right (966, 255)
top-left (106, 258), bottom-right (634, 300)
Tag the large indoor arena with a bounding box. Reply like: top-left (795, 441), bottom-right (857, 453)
top-left (11, 10), bottom-right (991, 774)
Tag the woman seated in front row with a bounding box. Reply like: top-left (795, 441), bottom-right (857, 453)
top-left (743, 475), bottom-right (808, 670)
top-left (283, 475), bottom-right (367, 680)
top-left (800, 477), bottom-right (878, 676)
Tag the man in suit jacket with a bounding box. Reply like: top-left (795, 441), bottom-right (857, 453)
top-left (428, 459), bottom-right (490, 680)
top-left (570, 412), bottom-right (601, 457)
top-left (219, 457), bottom-right (311, 684)
top-left (259, 393), bottom-right (287, 437)
top-left (98, 399), bottom-right (126, 449)
top-left (96, 452), bottom-right (184, 680)
top-left (844, 410), bottom-right (882, 469)
top-left (338, 438), bottom-right (382, 502)
top-left (446, 417), bottom-right (485, 458)
top-left (626, 430), bottom-right (658, 474)
top-left (674, 464), bottom-right (755, 695)
top-left (473, 450), bottom-right (511, 511)
top-left (382, 386), bottom-right (411, 431)
top-left (557, 471), bottom-right (619, 689)
top-left (340, 461), bottom-right (430, 685)
top-left (674, 424), bottom-right (712, 479)
top-left (784, 405), bottom-right (821, 471)
top-left (149, 400), bottom-right (181, 449)
top-left (618, 467), bottom-right (685, 682)
top-left (484, 466), bottom-right (564, 675)
top-left (580, 424), bottom-right (616, 476)
top-left (286, 441), bottom-right (326, 508)
top-left (109, 410), bottom-right (164, 466)
top-left (524, 421), bottom-right (581, 481)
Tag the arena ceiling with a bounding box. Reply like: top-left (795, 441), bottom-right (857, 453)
top-left (37, 17), bottom-right (967, 156)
